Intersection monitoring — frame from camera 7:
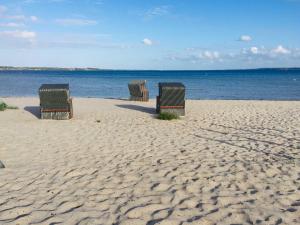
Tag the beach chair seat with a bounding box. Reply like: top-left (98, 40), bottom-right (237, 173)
top-left (156, 82), bottom-right (185, 116)
top-left (39, 84), bottom-right (73, 120)
top-left (128, 80), bottom-right (149, 102)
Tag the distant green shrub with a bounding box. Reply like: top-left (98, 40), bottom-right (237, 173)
top-left (157, 112), bottom-right (179, 120)
top-left (0, 102), bottom-right (7, 111)
top-left (6, 105), bottom-right (19, 110)
top-left (0, 102), bottom-right (18, 111)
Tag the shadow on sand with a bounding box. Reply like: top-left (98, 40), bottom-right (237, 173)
top-left (194, 124), bottom-right (296, 161)
top-left (104, 97), bottom-right (129, 101)
top-left (24, 106), bottom-right (40, 119)
top-left (116, 104), bottom-right (156, 115)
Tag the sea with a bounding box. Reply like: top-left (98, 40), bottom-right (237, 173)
top-left (0, 69), bottom-right (299, 100)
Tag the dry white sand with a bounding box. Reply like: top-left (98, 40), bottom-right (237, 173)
top-left (0, 97), bottom-right (300, 225)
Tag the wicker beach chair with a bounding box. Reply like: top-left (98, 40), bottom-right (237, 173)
top-left (39, 84), bottom-right (73, 120)
top-left (128, 80), bottom-right (149, 102)
top-left (156, 82), bottom-right (186, 116)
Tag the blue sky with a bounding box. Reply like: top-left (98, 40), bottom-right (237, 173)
top-left (0, 0), bottom-right (299, 69)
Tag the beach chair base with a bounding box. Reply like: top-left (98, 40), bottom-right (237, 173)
top-left (159, 108), bottom-right (185, 116)
top-left (129, 92), bottom-right (149, 102)
top-left (156, 96), bottom-right (185, 116)
top-left (40, 99), bottom-right (73, 120)
top-left (41, 111), bottom-right (71, 120)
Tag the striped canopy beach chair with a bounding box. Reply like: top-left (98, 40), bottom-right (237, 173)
top-left (39, 84), bottom-right (73, 120)
top-left (156, 82), bottom-right (186, 116)
top-left (128, 80), bottom-right (149, 102)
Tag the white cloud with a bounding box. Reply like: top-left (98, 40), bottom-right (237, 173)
top-left (0, 5), bottom-right (7, 14)
top-left (142, 38), bottom-right (153, 46)
top-left (272, 45), bottom-right (291, 54)
top-left (169, 45), bottom-right (300, 66)
top-left (40, 41), bottom-right (129, 49)
top-left (23, 0), bottom-right (66, 3)
top-left (202, 51), bottom-right (220, 60)
top-left (169, 49), bottom-right (221, 63)
top-left (242, 46), bottom-right (267, 56)
top-left (239, 35), bottom-right (252, 42)
top-left (0, 22), bottom-right (25, 27)
top-left (250, 47), bottom-right (259, 54)
top-left (23, 0), bottom-right (103, 4)
top-left (0, 30), bottom-right (36, 40)
top-left (243, 45), bottom-right (291, 57)
top-left (30, 16), bottom-right (38, 22)
top-left (55, 18), bottom-right (98, 26)
top-left (0, 5), bottom-right (37, 22)
top-left (94, 0), bottom-right (104, 5)
top-left (144, 6), bottom-right (170, 19)
top-left (7, 15), bottom-right (26, 21)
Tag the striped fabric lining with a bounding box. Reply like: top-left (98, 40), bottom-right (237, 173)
top-left (160, 88), bottom-right (185, 106)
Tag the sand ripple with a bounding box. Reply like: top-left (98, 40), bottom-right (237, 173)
top-left (0, 98), bottom-right (299, 225)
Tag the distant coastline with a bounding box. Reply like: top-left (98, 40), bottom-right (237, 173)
top-left (0, 66), bottom-right (105, 71)
top-left (0, 66), bottom-right (300, 72)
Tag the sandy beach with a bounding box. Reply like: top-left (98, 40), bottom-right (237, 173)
top-left (0, 97), bottom-right (299, 225)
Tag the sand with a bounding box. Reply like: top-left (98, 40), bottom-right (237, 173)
top-left (0, 97), bottom-right (299, 225)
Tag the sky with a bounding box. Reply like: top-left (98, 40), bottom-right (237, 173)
top-left (0, 0), bottom-right (299, 70)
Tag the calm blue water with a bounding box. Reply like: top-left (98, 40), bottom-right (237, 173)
top-left (0, 69), bottom-right (299, 100)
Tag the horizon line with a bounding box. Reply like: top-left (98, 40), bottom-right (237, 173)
top-left (1, 66), bottom-right (300, 72)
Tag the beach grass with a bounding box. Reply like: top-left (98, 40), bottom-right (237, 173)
top-left (0, 102), bottom-right (18, 111)
top-left (157, 112), bottom-right (179, 120)
top-left (0, 102), bottom-right (7, 111)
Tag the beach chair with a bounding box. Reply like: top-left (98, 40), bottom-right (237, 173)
top-left (128, 80), bottom-right (149, 102)
top-left (156, 82), bottom-right (186, 116)
top-left (39, 84), bottom-right (73, 120)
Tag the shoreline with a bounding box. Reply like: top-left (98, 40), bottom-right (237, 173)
top-left (2, 96), bottom-right (300, 102)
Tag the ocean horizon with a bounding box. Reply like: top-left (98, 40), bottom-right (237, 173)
top-left (0, 68), bottom-right (299, 100)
